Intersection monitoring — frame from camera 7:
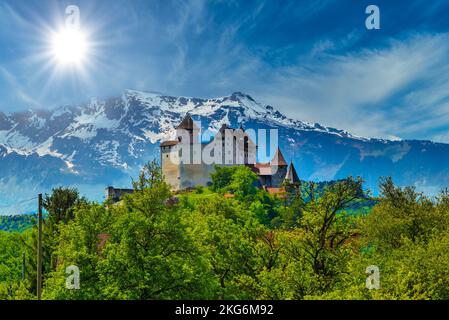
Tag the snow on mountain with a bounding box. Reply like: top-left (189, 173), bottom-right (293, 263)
top-left (0, 89), bottom-right (448, 214)
top-left (0, 89), bottom-right (364, 159)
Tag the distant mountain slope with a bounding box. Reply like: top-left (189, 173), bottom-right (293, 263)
top-left (0, 89), bottom-right (448, 214)
top-left (0, 214), bottom-right (36, 232)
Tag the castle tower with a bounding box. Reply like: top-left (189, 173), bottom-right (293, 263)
top-left (217, 123), bottom-right (232, 165)
top-left (161, 114), bottom-right (207, 190)
top-left (270, 147), bottom-right (288, 187)
top-left (285, 161), bottom-right (300, 184)
top-left (214, 123), bottom-right (256, 166)
top-left (176, 114), bottom-right (200, 144)
top-left (160, 140), bottom-right (181, 190)
top-left (176, 114), bottom-right (202, 165)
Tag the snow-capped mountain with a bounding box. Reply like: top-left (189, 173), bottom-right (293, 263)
top-left (1, 89), bottom-right (448, 214)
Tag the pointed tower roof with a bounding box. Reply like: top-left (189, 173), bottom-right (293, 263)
top-left (285, 162), bottom-right (300, 183)
top-left (218, 123), bottom-right (232, 135)
top-left (271, 148), bottom-right (288, 166)
top-left (176, 114), bottom-right (198, 130)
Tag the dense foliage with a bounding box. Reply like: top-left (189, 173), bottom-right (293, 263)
top-left (0, 215), bottom-right (36, 232)
top-left (2, 163), bottom-right (449, 300)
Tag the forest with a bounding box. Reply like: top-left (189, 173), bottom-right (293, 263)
top-left (0, 215), bottom-right (37, 232)
top-left (1, 161), bottom-right (449, 300)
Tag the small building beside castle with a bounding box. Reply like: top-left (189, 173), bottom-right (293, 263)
top-left (160, 114), bottom-right (299, 191)
top-left (104, 186), bottom-right (134, 203)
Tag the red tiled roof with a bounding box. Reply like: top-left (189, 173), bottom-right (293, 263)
top-left (266, 187), bottom-right (286, 194)
top-left (257, 166), bottom-right (273, 176)
top-left (266, 187), bottom-right (287, 199)
top-left (254, 163), bottom-right (271, 168)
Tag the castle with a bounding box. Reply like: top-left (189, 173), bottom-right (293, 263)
top-left (106, 115), bottom-right (300, 201)
top-left (160, 115), bottom-right (299, 191)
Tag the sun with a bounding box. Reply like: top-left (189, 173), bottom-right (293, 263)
top-left (51, 28), bottom-right (88, 65)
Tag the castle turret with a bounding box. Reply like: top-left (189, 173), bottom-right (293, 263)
top-left (270, 148), bottom-right (288, 187)
top-left (285, 161), bottom-right (300, 184)
top-left (271, 147), bottom-right (288, 166)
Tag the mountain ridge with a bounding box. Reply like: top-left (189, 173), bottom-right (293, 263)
top-left (0, 89), bottom-right (448, 214)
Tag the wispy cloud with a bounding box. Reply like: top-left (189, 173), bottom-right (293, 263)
top-left (257, 33), bottom-right (449, 141)
top-left (2, 0), bottom-right (449, 144)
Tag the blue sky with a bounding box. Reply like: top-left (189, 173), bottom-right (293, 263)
top-left (1, 0), bottom-right (449, 141)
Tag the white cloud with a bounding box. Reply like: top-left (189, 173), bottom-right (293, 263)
top-left (257, 33), bottom-right (449, 140)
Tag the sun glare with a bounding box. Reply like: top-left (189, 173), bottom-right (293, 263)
top-left (51, 28), bottom-right (88, 65)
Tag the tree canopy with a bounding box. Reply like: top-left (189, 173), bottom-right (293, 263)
top-left (1, 164), bottom-right (449, 300)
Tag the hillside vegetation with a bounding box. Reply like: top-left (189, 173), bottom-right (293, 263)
top-left (1, 161), bottom-right (449, 300)
top-left (0, 215), bottom-right (36, 233)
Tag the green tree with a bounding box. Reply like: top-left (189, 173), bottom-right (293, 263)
top-left (22, 187), bottom-right (84, 296)
top-left (190, 195), bottom-right (265, 299)
top-left (97, 162), bottom-right (212, 299)
top-left (226, 166), bottom-right (258, 201)
top-left (210, 166), bottom-right (237, 192)
top-left (44, 187), bottom-right (84, 224)
top-left (363, 177), bottom-right (445, 250)
top-left (132, 159), bottom-right (164, 191)
top-left (43, 202), bottom-right (116, 299)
